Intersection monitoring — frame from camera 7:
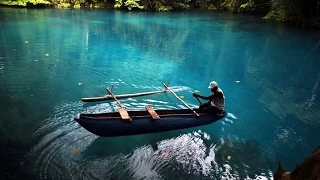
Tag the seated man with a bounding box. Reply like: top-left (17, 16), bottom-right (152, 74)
top-left (193, 81), bottom-right (225, 115)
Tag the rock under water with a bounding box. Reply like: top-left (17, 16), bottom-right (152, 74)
top-left (273, 146), bottom-right (320, 180)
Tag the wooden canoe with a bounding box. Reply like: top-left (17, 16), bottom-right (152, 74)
top-left (74, 108), bottom-right (226, 137)
top-left (82, 87), bottom-right (185, 102)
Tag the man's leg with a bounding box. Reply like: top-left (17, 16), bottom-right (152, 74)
top-left (211, 106), bottom-right (224, 116)
top-left (202, 105), bottom-right (224, 115)
top-left (199, 102), bottom-right (211, 111)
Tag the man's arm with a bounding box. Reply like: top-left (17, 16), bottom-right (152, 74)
top-left (193, 93), bottom-right (214, 100)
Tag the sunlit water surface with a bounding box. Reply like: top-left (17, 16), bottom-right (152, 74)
top-left (0, 8), bottom-right (320, 180)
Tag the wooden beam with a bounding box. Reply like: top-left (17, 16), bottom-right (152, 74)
top-left (106, 88), bottom-right (132, 122)
top-left (145, 105), bottom-right (160, 120)
top-left (118, 108), bottom-right (131, 120)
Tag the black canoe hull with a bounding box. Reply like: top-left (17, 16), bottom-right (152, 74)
top-left (75, 109), bottom-right (226, 137)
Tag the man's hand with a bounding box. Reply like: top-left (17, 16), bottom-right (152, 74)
top-left (193, 93), bottom-right (198, 97)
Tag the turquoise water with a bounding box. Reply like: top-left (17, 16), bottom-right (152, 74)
top-left (1, 7), bottom-right (320, 179)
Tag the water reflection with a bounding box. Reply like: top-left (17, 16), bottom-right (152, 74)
top-left (243, 48), bottom-right (320, 127)
top-left (0, 128), bottom-right (31, 180)
top-left (83, 131), bottom-right (273, 180)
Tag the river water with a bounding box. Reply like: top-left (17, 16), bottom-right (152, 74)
top-left (0, 8), bottom-right (320, 180)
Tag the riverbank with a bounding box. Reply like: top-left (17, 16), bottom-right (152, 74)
top-left (1, 0), bottom-right (320, 28)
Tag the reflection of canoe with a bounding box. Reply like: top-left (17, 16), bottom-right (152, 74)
top-left (82, 88), bottom-right (184, 102)
top-left (75, 108), bottom-right (226, 137)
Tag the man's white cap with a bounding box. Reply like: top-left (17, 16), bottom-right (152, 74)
top-left (208, 81), bottom-right (218, 89)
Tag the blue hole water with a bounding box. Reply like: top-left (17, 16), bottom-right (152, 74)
top-left (0, 8), bottom-right (320, 180)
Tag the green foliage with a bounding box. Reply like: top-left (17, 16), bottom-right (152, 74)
top-left (194, 0), bottom-right (217, 10)
top-left (153, 1), bottom-right (172, 12)
top-left (50, 0), bottom-right (85, 8)
top-left (171, 0), bottom-right (191, 10)
top-left (264, 0), bottom-right (288, 21)
top-left (239, 0), bottom-right (255, 12)
top-left (220, 0), bottom-right (238, 12)
top-left (114, 0), bottom-right (123, 8)
top-left (0, 0), bottom-right (91, 8)
top-left (113, 0), bottom-right (144, 10)
top-left (264, 9), bottom-right (287, 21)
top-left (156, 5), bottom-right (173, 11)
top-left (0, 0), bottom-right (319, 27)
top-left (264, 0), bottom-right (300, 21)
top-left (262, 0), bottom-right (320, 26)
top-left (220, 0), bottom-right (251, 12)
top-left (172, 2), bottom-right (190, 10)
top-left (208, 4), bottom-right (217, 10)
top-left (56, 2), bottom-right (71, 8)
top-left (124, 0), bottom-right (144, 10)
top-left (1, 0), bottom-right (50, 6)
top-left (74, 3), bottom-right (81, 8)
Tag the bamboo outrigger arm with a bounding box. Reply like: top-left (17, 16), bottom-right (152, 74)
top-left (82, 87), bottom-right (185, 102)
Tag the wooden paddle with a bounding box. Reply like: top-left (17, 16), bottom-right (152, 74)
top-left (195, 96), bottom-right (202, 105)
top-left (163, 83), bottom-right (200, 117)
top-left (106, 88), bottom-right (132, 122)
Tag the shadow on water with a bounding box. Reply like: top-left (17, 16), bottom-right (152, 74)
top-left (0, 87), bottom-right (55, 180)
top-left (0, 95), bottom-right (51, 180)
top-left (0, 94), bottom-right (27, 118)
top-left (0, 129), bottom-right (32, 180)
top-left (0, 87), bottom-right (28, 180)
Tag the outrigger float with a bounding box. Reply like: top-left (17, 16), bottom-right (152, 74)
top-left (75, 84), bottom-right (226, 137)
